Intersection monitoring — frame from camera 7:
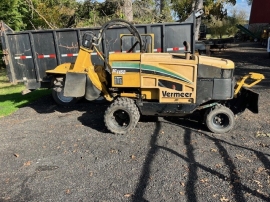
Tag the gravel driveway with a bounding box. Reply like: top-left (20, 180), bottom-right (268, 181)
top-left (0, 42), bottom-right (269, 202)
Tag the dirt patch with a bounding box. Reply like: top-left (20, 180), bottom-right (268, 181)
top-left (0, 42), bottom-right (269, 201)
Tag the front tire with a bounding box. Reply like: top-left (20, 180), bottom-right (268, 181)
top-left (104, 97), bottom-right (140, 134)
top-left (52, 87), bottom-right (78, 106)
top-left (205, 105), bottom-right (235, 134)
top-left (52, 77), bottom-right (79, 106)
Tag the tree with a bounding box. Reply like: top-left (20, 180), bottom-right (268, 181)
top-left (132, 0), bottom-right (156, 23)
top-left (160, 0), bottom-right (172, 21)
top-left (171, 0), bottom-right (193, 22)
top-left (24, 0), bottom-right (78, 29)
top-left (123, 0), bottom-right (133, 22)
top-left (172, 0), bottom-right (236, 40)
top-left (205, 9), bottom-right (247, 39)
top-left (77, 0), bottom-right (133, 25)
top-left (75, 0), bottom-right (102, 27)
top-left (226, 9), bottom-right (247, 36)
top-left (0, 0), bottom-right (28, 31)
top-left (204, 0), bottom-right (236, 21)
top-left (172, 0), bottom-right (203, 40)
top-left (206, 16), bottom-right (229, 38)
top-left (193, 0), bottom-right (203, 41)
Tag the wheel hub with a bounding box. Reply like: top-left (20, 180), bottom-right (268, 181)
top-left (113, 110), bottom-right (130, 127)
top-left (213, 114), bottom-right (229, 128)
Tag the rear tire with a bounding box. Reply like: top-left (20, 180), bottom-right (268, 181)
top-left (104, 97), bottom-right (140, 134)
top-left (205, 105), bottom-right (235, 134)
top-left (52, 77), bottom-right (79, 106)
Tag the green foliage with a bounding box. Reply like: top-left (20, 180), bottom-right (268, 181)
top-left (0, 0), bottom-right (248, 33)
top-left (0, 0), bottom-right (28, 31)
top-left (133, 0), bottom-right (156, 23)
top-left (172, 0), bottom-right (236, 22)
top-left (27, 0), bottom-right (78, 29)
top-left (204, 9), bottom-right (247, 39)
top-left (226, 10), bottom-right (247, 36)
top-left (75, 0), bottom-right (173, 26)
top-left (204, 0), bottom-right (236, 20)
top-left (158, 0), bottom-right (173, 22)
top-left (171, 0), bottom-right (193, 21)
top-left (132, 0), bottom-right (173, 23)
top-left (206, 16), bottom-right (229, 38)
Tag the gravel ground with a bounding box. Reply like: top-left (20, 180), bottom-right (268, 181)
top-left (0, 42), bottom-right (270, 202)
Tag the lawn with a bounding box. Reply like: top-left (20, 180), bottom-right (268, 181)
top-left (0, 68), bottom-right (51, 117)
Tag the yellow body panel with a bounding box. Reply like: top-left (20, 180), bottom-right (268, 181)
top-left (110, 53), bottom-right (141, 61)
top-left (141, 88), bottom-right (159, 100)
top-left (110, 59), bottom-right (141, 87)
top-left (141, 53), bottom-right (198, 63)
top-left (141, 77), bottom-right (157, 87)
top-left (109, 52), bottom-right (198, 103)
top-left (112, 72), bottom-right (140, 87)
top-left (198, 55), bottom-right (234, 69)
top-left (140, 53), bottom-right (197, 103)
top-left (46, 63), bottom-right (74, 74)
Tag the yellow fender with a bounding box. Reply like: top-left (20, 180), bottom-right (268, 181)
top-left (46, 63), bottom-right (74, 75)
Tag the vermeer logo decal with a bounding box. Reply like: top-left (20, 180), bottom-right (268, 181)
top-left (162, 91), bottom-right (192, 98)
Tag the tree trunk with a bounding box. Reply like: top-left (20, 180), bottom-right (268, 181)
top-left (194, 0), bottom-right (203, 41)
top-left (123, 0), bottom-right (133, 22)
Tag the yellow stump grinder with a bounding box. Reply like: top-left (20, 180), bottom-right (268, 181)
top-left (46, 19), bottom-right (264, 134)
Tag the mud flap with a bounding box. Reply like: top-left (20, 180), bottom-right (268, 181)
top-left (85, 76), bottom-right (101, 101)
top-left (242, 88), bottom-right (259, 113)
top-left (232, 87), bottom-right (259, 114)
top-left (64, 72), bottom-right (86, 97)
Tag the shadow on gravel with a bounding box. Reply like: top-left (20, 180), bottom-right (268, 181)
top-left (132, 118), bottom-right (270, 201)
top-left (182, 128), bottom-right (198, 201)
top-left (167, 120), bottom-right (270, 201)
top-left (131, 120), bottom-right (201, 202)
top-left (204, 134), bottom-right (270, 201)
top-left (132, 121), bottom-right (161, 202)
top-left (25, 95), bottom-right (270, 201)
top-left (211, 136), bottom-right (245, 201)
top-left (29, 95), bottom-right (108, 115)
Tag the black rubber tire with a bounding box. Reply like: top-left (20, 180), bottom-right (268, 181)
top-left (205, 105), bottom-right (235, 134)
top-left (52, 77), bottom-right (79, 106)
top-left (104, 97), bottom-right (140, 135)
top-left (52, 88), bottom-right (78, 106)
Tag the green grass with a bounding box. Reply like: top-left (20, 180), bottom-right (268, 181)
top-left (0, 68), bottom-right (51, 117)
